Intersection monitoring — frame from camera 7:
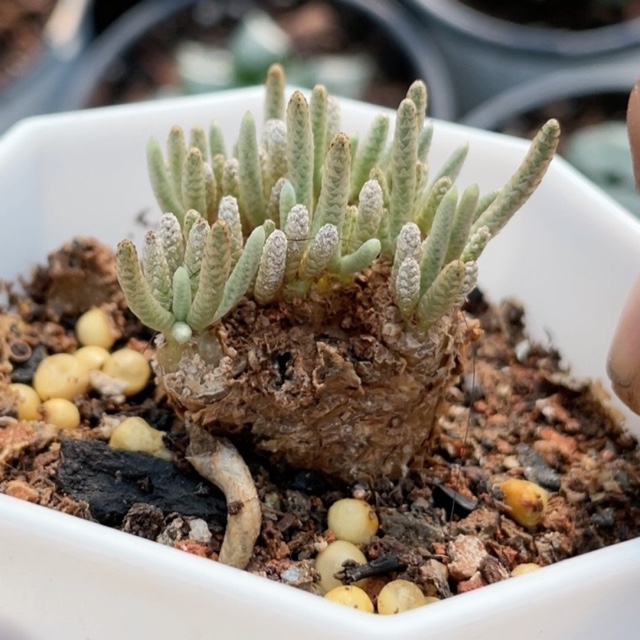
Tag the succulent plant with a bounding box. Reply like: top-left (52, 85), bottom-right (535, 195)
top-left (115, 65), bottom-right (558, 567)
top-left (118, 65), bottom-right (557, 346)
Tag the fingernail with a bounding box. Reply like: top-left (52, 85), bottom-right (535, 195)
top-left (627, 78), bottom-right (640, 190)
top-left (608, 275), bottom-right (640, 413)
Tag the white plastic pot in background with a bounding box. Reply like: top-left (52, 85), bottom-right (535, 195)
top-left (461, 62), bottom-right (640, 216)
top-left (402, 0), bottom-right (640, 117)
top-left (1, 87), bottom-right (640, 639)
top-left (54, 0), bottom-right (456, 120)
top-left (0, 0), bottom-right (92, 135)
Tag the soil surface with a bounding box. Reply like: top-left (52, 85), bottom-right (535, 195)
top-left (0, 0), bottom-right (56, 92)
top-left (460, 0), bottom-right (640, 30)
top-left (88, 0), bottom-right (419, 110)
top-left (1, 239), bottom-right (640, 606)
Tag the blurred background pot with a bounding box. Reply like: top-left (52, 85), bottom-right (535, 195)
top-left (402, 0), bottom-right (640, 117)
top-left (56, 0), bottom-right (456, 118)
top-left (462, 62), bottom-right (640, 217)
top-left (0, 0), bottom-right (92, 135)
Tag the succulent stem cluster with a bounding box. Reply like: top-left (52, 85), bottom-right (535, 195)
top-left (116, 64), bottom-right (560, 343)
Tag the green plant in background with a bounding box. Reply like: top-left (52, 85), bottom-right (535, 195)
top-left (115, 64), bottom-right (559, 570)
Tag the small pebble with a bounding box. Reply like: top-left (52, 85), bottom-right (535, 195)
top-left (9, 383), bottom-right (40, 420)
top-left (510, 563), bottom-right (542, 577)
top-left (514, 339), bottom-right (531, 362)
top-left (33, 353), bottom-right (90, 401)
top-left (457, 572), bottom-right (486, 594)
top-left (324, 585), bottom-right (374, 613)
top-left (75, 308), bottom-right (117, 350)
top-left (501, 478), bottom-right (549, 528)
top-left (188, 518), bottom-right (213, 544)
top-left (327, 498), bottom-right (379, 544)
top-left (315, 540), bottom-right (367, 593)
top-left (74, 345), bottom-right (111, 371)
top-left (447, 535), bottom-right (488, 581)
top-left (101, 348), bottom-right (151, 396)
top-left (377, 579), bottom-right (426, 614)
top-left (109, 417), bottom-right (171, 461)
top-left (39, 398), bottom-right (81, 430)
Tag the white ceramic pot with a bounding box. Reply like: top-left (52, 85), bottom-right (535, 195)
top-left (0, 87), bottom-right (639, 640)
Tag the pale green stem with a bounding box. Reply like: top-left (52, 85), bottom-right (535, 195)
top-left (445, 183), bottom-right (479, 263)
top-left (116, 240), bottom-right (176, 333)
top-left (419, 187), bottom-right (458, 296)
top-left (147, 137), bottom-right (184, 222)
top-left (182, 148), bottom-right (207, 216)
top-left (311, 132), bottom-right (351, 238)
top-left (204, 162), bottom-right (217, 223)
top-left (218, 195), bottom-right (244, 267)
top-left (470, 119), bottom-right (561, 237)
top-left (417, 260), bottom-right (466, 331)
top-left (213, 226), bottom-right (266, 322)
top-left (167, 126), bottom-right (186, 205)
top-left (406, 80), bottom-right (427, 129)
top-left (286, 91), bottom-right (314, 217)
top-left (187, 220), bottom-right (231, 332)
top-left (142, 230), bottom-right (173, 310)
top-left (393, 256), bottom-right (421, 317)
top-left (431, 143), bottom-right (469, 186)
top-left (461, 225), bottom-right (491, 262)
top-left (279, 180), bottom-right (296, 230)
top-left (417, 122), bottom-right (434, 163)
top-left (222, 158), bottom-right (241, 207)
top-left (265, 177), bottom-right (285, 227)
top-left (284, 204), bottom-right (310, 282)
top-left (298, 223), bottom-right (339, 281)
top-left (310, 84), bottom-right (328, 201)
top-left (262, 119), bottom-right (287, 195)
top-left (254, 229), bottom-right (288, 304)
top-left (189, 126), bottom-right (208, 159)
top-left (264, 63), bottom-right (286, 121)
top-left (473, 188), bottom-right (501, 223)
top-left (416, 176), bottom-right (452, 236)
top-left (158, 212), bottom-right (184, 275)
top-left (339, 238), bottom-right (381, 275)
top-left (349, 113), bottom-right (389, 201)
top-left (352, 179), bottom-right (383, 249)
top-left (184, 215), bottom-right (209, 296)
top-left (341, 204), bottom-right (357, 255)
top-left (172, 266), bottom-right (192, 322)
top-left (389, 98), bottom-right (418, 242)
top-left (391, 221), bottom-right (421, 295)
top-left (237, 111), bottom-right (265, 228)
top-left (209, 123), bottom-right (226, 159)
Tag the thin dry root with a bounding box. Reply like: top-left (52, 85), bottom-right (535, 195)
top-left (186, 424), bottom-right (261, 569)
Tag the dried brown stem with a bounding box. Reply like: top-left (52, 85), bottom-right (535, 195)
top-left (185, 424), bottom-right (261, 569)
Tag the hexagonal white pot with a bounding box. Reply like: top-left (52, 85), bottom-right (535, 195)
top-left (0, 87), bottom-right (639, 640)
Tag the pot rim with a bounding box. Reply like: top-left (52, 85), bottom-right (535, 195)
top-left (411, 0), bottom-right (640, 56)
top-left (461, 62), bottom-right (638, 129)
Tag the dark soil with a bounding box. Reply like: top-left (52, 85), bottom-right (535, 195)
top-left (0, 0), bottom-right (56, 92)
top-left (1, 239), bottom-right (639, 605)
top-left (460, 0), bottom-right (640, 30)
top-left (88, 0), bottom-right (419, 110)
